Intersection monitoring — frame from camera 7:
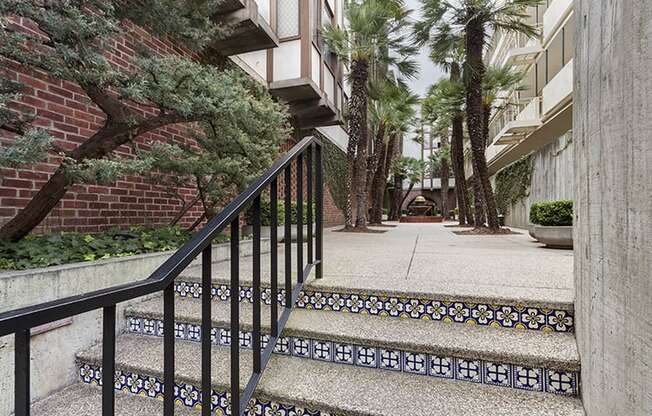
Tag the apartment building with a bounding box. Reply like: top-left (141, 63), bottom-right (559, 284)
top-left (231, 0), bottom-right (350, 150)
top-left (465, 0), bottom-right (574, 227)
top-left (0, 0), bottom-right (349, 235)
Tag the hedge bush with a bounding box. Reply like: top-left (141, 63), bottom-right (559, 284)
top-left (0, 226), bottom-right (221, 270)
top-left (529, 200), bottom-right (573, 226)
top-left (245, 198), bottom-right (313, 226)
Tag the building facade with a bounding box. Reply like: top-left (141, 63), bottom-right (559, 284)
top-left (467, 0), bottom-right (574, 227)
top-left (0, 1), bottom-right (349, 234)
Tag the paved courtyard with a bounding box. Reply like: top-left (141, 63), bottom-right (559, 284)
top-left (195, 222), bottom-right (574, 309)
top-left (312, 222), bottom-right (574, 308)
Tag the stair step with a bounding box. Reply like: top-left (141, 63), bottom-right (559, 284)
top-left (128, 296), bottom-right (579, 369)
top-left (174, 273), bottom-right (575, 333)
top-left (76, 334), bottom-right (584, 416)
top-left (31, 384), bottom-right (199, 416)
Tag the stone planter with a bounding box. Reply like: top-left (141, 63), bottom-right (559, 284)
top-left (534, 225), bottom-right (573, 249)
top-left (242, 225), bottom-right (314, 243)
top-left (528, 224), bottom-right (538, 240)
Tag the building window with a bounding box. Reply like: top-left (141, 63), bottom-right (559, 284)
top-left (278, 0), bottom-right (300, 38)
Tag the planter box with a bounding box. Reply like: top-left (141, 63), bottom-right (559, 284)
top-left (534, 225), bottom-right (573, 249)
top-left (0, 239), bottom-right (268, 416)
top-left (399, 216), bottom-right (444, 223)
top-left (528, 224), bottom-right (538, 240)
top-left (242, 225), bottom-right (315, 243)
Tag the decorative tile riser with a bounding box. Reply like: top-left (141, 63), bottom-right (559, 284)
top-left (125, 316), bottom-right (580, 397)
top-left (174, 281), bottom-right (574, 333)
top-left (78, 363), bottom-right (335, 416)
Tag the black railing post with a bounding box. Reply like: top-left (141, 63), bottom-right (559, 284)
top-left (163, 283), bottom-right (175, 416)
top-left (102, 305), bottom-right (116, 416)
top-left (270, 179), bottom-right (278, 336)
top-left (230, 219), bottom-right (240, 416)
top-left (201, 244), bottom-right (212, 416)
top-left (15, 329), bottom-right (30, 416)
top-left (296, 154), bottom-right (304, 283)
top-left (284, 166), bottom-right (292, 307)
top-left (252, 196), bottom-right (262, 374)
top-left (315, 142), bottom-right (323, 279)
top-left (306, 145), bottom-right (313, 264)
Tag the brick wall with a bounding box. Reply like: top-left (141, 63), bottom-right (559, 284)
top-left (0, 19), bottom-right (343, 235)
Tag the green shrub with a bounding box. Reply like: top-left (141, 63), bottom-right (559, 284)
top-left (245, 198), bottom-right (313, 226)
top-left (0, 226), bottom-right (221, 271)
top-left (529, 200), bottom-right (573, 226)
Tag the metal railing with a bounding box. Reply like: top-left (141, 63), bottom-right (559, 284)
top-left (487, 93), bottom-right (540, 147)
top-left (0, 136), bottom-right (324, 416)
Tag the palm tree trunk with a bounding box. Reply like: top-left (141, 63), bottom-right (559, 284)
top-left (449, 63), bottom-right (471, 226)
top-left (465, 11), bottom-right (500, 230)
top-left (366, 121), bottom-right (386, 196)
top-left (451, 113), bottom-right (471, 225)
top-left (483, 103), bottom-right (491, 148)
top-left (369, 140), bottom-right (388, 224)
top-left (440, 146), bottom-right (450, 218)
top-left (349, 59), bottom-right (370, 230)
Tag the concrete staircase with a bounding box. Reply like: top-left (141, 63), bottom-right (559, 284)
top-left (31, 251), bottom-right (584, 415)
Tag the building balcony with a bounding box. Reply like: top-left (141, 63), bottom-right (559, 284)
top-left (542, 59), bottom-right (573, 118)
top-left (488, 27), bottom-right (543, 69)
top-left (543, 0), bottom-right (574, 48)
top-left (209, 0), bottom-right (278, 57)
top-left (489, 96), bottom-right (542, 146)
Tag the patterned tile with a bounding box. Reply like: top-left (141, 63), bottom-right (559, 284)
top-left (379, 349), bottom-right (402, 371)
top-left (403, 352), bottom-right (427, 375)
top-left (483, 362), bottom-right (512, 388)
top-left (125, 314), bottom-right (579, 397)
top-left (513, 365), bottom-right (544, 392)
top-left (428, 355), bottom-right (454, 379)
top-left (354, 346), bottom-right (378, 368)
top-left (80, 364), bottom-right (334, 415)
top-left (172, 280), bottom-right (575, 333)
top-left (455, 358), bottom-right (482, 383)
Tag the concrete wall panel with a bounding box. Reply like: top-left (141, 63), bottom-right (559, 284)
top-left (574, 1), bottom-right (652, 414)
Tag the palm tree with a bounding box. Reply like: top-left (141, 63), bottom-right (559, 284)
top-left (413, 23), bottom-right (473, 226)
top-left (323, 0), bottom-right (417, 230)
top-left (421, 78), bottom-right (474, 225)
top-left (414, 0), bottom-right (540, 231)
top-left (368, 81), bottom-right (419, 224)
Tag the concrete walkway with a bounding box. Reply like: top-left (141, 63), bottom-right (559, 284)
top-left (310, 222), bottom-right (574, 308)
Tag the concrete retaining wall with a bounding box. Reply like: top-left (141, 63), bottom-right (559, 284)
top-left (503, 131), bottom-right (574, 228)
top-left (574, 1), bottom-right (652, 414)
top-left (0, 239), bottom-right (269, 416)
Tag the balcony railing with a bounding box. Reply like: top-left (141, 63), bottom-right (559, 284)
top-left (487, 95), bottom-right (542, 146)
top-left (0, 136), bottom-right (324, 416)
top-left (489, 25), bottom-right (542, 68)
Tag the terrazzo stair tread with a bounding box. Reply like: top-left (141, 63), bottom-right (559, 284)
top-left (77, 334), bottom-right (584, 416)
top-left (126, 297), bottom-right (580, 371)
top-left (178, 267), bottom-right (573, 312)
top-left (31, 383), bottom-right (199, 416)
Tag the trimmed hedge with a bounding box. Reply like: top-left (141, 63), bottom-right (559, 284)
top-left (0, 226), bottom-right (221, 271)
top-left (245, 198), bottom-right (313, 226)
top-left (529, 200), bottom-right (573, 226)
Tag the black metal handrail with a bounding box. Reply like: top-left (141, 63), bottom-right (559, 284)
top-left (0, 136), bottom-right (324, 416)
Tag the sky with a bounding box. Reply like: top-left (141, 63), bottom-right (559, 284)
top-left (403, 0), bottom-right (447, 98)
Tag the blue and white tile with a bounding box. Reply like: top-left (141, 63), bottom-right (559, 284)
top-left (483, 362), bottom-right (512, 388)
top-left (333, 343), bottom-right (354, 365)
top-left (455, 358), bottom-right (482, 383)
top-left (513, 365), bottom-right (544, 392)
top-left (354, 346), bottom-right (378, 368)
top-left (291, 337), bottom-right (311, 358)
top-left (545, 369), bottom-right (577, 396)
top-left (428, 355), bottom-right (454, 379)
top-left (311, 340), bottom-right (333, 361)
top-left (403, 352), bottom-right (427, 375)
top-left (379, 349), bottom-right (402, 371)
